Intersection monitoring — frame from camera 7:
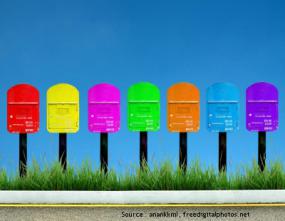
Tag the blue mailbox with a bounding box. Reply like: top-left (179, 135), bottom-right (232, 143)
top-left (207, 83), bottom-right (240, 132)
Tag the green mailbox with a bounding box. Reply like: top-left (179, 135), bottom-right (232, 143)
top-left (128, 82), bottom-right (160, 132)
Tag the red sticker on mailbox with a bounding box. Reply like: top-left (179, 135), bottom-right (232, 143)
top-left (7, 84), bottom-right (40, 134)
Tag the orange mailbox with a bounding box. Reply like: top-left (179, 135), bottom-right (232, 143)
top-left (167, 82), bottom-right (200, 132)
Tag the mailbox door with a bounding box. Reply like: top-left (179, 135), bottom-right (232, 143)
top-left (128, 102), bottom-right (160, 131)
top-left (247, 102), bottom-right (278, 131)
top-left (208, 102), bottom-right (238, 132)
top-left (8, 103), bottom-right (39, 133)
top-left (168, 102), bottom-right (199, 132)
top-left (88, 103), bottom-right (120, 132)
top-left (47, 103), bottom-right (79, 132)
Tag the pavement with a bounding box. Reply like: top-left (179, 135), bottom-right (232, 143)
top-left (0, 205), bottom-right (284, 221)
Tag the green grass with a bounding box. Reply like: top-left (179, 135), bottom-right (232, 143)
top-left (0, 161), bottom-right (285, 190)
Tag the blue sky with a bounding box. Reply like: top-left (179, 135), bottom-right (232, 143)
top-left (0, 0), bottom-right (285, 175)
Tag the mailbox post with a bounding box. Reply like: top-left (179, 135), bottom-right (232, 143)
top-left (207, 83), bottom-right (240, 173)
top-left (128, 82), bottom-right (160, 170)
top-left (47, 83), bottom-right (79, 171)
top-left (88, 83), bottom-right (120, 174)
top-left (7, 84), bottom-right (40, 177)
top-left (167, 82), bottom-right (200, 172)
top-left (246, 82), bottom-right (278, 171)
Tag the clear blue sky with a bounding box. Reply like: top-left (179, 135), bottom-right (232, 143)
top-left (0, 0), bottom-right (284, 175)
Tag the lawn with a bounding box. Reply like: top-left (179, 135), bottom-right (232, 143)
top-left (0, 161), bottom-right (285, 190)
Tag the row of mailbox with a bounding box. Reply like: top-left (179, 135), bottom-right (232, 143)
top-left (7, 82), bottom-right (278, 134)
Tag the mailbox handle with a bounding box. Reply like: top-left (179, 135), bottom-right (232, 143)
top-left (247, 100), bottom-right (278, 103)
top-left (168, 101), bottom-right (199, 104)
top-left (48, 102), bottom-right (78, 104)
top-left (128, 100), bottom-right (159, 103)
top-left (207, 100), bottom-right (238, 103)
top-left (8, 102), bottom-right (39, 105)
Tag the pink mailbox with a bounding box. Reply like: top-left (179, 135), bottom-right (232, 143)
top-left (88, 83), bottom-right (120, 133)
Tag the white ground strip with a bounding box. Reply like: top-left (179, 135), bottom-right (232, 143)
top-left (0, 190), bottom-right (285, 204)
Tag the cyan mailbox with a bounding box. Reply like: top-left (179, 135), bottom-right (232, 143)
top-left (207, 83), bottom-right (239, 132)
top-left (246, 82), bottom-right (278, 132)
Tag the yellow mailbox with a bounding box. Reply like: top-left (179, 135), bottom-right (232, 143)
top-left (47, 83), bottom-right (79, 133)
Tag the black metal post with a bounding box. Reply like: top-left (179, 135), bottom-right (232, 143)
top-left (140, 132), bottom-right (148, 170)
top-left (19, 133), bottom-right (27, 177)
top-left (179, 132), bottom-right (187, 172)
top-left (258, 131), bottom-right (266, 172)
top-left (219, 132), bottom-right (227, 172)
top-left (100, 132), bottom-right (108, 174)
top-left (59, 133), bottom-right (67, 171)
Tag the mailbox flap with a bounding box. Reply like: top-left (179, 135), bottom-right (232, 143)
top-left (246, 82), bottom-right (278, 132)
top-left (88, 83), bottom-right (120, 133)
top-left (128, 82), bottom-right (160, 131)
top-left (7, 84), bottom-right (40, 134)
top-left (167, 82), bottom-right (200, 132)
top-left (47, 83), bottom-right (79, 133)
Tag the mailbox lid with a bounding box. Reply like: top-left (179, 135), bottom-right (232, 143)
top-left (246, 82), bottom-right (278, 102)
top-left (246, 82), bottom-right (278, 132)
top-left (168, 82), bottom-right (199, 103)
top-left (128, 82), bottom-right (160, 103)
top-left (207, 82), bottom-right (239, 103)
top-left (8, 84), bottom-right (39, 103)
top-left (88, 83), bottom-right (120, 103)
top-left (7, 84), bottom-right (40, 134)
top-left (128, 82), bottom-right (160, 131)
top-left (47, 83), bottom-right (79, 133)
top-left (207, 83), bottom-right (240, 132)
top-left (167, 82), bottom-right (200, 132)
top-left (88, 83), bottom-right (120, 133)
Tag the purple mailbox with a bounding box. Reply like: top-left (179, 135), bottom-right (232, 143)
top-left (246, 82), bottom-right (278, 132)
top-left (88, 83), bottom-right (120, 173)
top-left (88, 83), bottom-right (120, 133)
top-left (246, 82), bottom-right (278, 171)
